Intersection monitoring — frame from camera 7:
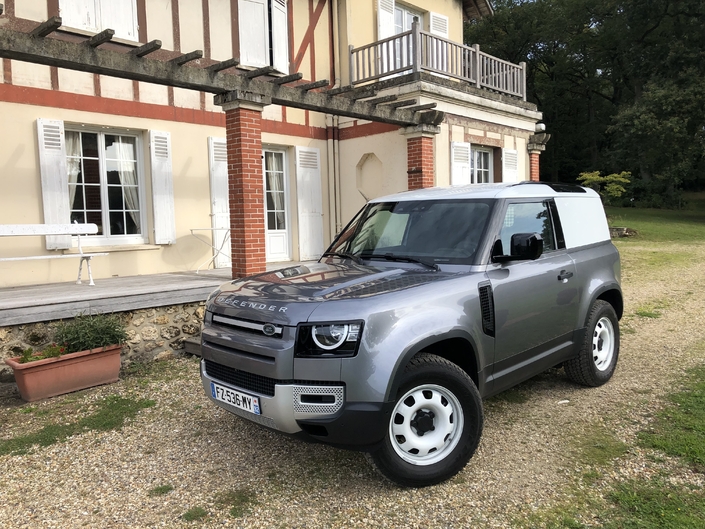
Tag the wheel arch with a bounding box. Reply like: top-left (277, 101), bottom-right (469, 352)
top-left (385, 332), bottom-right (481, 402)
top-left (594, 285), bottom-right (623, 320)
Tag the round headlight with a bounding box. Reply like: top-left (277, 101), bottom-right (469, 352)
top-left (312, 324), bottom-right (349, 350)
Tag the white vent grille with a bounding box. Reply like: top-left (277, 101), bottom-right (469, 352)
top-left (213, 142), bottom-right (227, 163)
top-left (452, 146), bottom-right (470, 164)
top-left (504, 150), bottom-right (518, 170)
top-left (292, 385), bottom-right (345, 415)
top-left (379, 0), bottom-right (394, 13)
top-left (42, 124), bottom-right (63, 151)
top-left (429, 12), bottom-right (449, 37)
top-left (153, 135), bottom-right (169, 159)
top-left (298, 150), bottom-right (318, 169)
top-left (274, 0), bottom-right (286, 6)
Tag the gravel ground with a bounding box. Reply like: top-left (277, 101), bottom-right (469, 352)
top-left (1, 241), bottom-right (704, 529)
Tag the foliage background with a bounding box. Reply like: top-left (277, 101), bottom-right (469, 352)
top-left (465, 0), bottom-right (705, 206)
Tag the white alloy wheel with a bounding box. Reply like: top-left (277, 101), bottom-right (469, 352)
top-left (389, 384), bottom-right (464, 466)
top-left (592, 316), bottom-right (615, 372)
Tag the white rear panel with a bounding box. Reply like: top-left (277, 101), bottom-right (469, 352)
top-left (555, 196), bottom-right (610, 249)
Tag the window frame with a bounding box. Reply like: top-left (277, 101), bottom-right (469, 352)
top-left (64, 125), bottom-right (148, 247)
top-left (471, 146), bottom-right (493, 184)
top-left (496, 199), bottom-right (559, 256)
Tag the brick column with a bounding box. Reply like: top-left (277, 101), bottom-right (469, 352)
top-left (529, 151), bottom-right (541, 182)
top-left (527, 132), bottom-right (550, 183)
top-left (402, 124), bottom-right (441, 190)
top-left (215, 91), bottom-right (271, 279)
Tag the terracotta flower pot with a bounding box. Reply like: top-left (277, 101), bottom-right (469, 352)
top-left (5, 345), bottom-right (122, 402)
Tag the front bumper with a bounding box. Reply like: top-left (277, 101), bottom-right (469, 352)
top-left (201, 360), bottom-right (391, 448)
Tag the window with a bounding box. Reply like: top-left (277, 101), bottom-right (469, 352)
top-left (264, 151), bottom-right (286, 232)
top-left (59, 0), bottom-right (139, 41)
top-left (239, 0), bottom-right (289, 73)
top-left (451, 143), bottom-right (493, 185)
top-left (472, 147), bottom-right (492, 184)
top-left (499, 202), bottom-right (556, 254)
top-left (65, 130), bottom-right (146, 244)
top-left (37, 119), bottom-right (175, 250)
top-left (332, 200), bottom-right (492, 264)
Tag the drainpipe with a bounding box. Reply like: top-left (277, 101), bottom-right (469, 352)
top-left (326, 114), bottom-right (337, 241)
top-left (333, 115), bottom-right (342, 234)
top-left (332, 0), bottom-right (341, 87)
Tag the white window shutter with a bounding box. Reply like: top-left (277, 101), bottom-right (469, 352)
top-left (59, 0), bottom-right (100, 33)
top-left (271, 0), bottom-right (289, 73)
top-left (377, 0), bottom-right (395, 40)
top-left (239, 0), bottom-right (269, 68)
top-left (37, 118), bottom-right (71, 249)
top-left (100, 0), bottom-right (138, 41)
top-left (502, 149), bottom-right (519, 182)
top-left (295, 147), bottom-right (325, 261)
top-left (429, 12), bottom-right (449, 38)
top-left (149, 131), bottom-right (176, 244)
top-left (208, 137), bottom-right (231, 268)
top-left (451, 142), bottom-right (471, 186)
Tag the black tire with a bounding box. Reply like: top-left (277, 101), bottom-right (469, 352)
top-left (365, 353), bottom-right (483, 487)
top-left (564, 300), bottom-right (620, 387)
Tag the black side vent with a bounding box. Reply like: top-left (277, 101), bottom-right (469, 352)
top-left (478, 283), bottom-right (495, 337)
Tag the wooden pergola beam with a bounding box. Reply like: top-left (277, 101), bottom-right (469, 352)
top-left (208, 58), bottom-right (239, 73)
top-left (30, 17), bottom-right (62, 38)
top-left (0, 27), bottom-right (444, 126)
top-left (132, 40), bottom-right (162, 57)
top-left (170, 50), bottom-right (203, 66)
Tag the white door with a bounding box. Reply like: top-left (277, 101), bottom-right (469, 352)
top-left (295, 147), bottom-right (324, 261)
top-left (264, 150), bottom-right (291, 261)
top-left (208, 137), bottom-right (231, 268)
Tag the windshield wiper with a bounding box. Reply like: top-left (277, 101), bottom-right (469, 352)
top-left (364, 253), bottom-right (439, 271)
top-left (321, 251), bottom-right (363, 265)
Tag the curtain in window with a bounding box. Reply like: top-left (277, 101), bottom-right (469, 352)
top-left (116, 138), bottom-right (141, 231)
top-left (65, 131), bottom-right (81, 212)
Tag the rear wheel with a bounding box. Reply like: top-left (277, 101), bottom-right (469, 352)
top-left (564, 300), bottom-right (620, 387)
top-left (366, 353), bottom-right (483, 487)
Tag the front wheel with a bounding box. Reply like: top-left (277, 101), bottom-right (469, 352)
top-left (564, 300), bottom-right (620, 387)
top-left (366, 353), bottom-right (483, 487)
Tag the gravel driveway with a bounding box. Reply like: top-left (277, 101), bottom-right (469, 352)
top-left (1, 241), bottom-right (704, 528)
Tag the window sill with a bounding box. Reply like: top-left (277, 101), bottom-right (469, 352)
top-left (64, 245), bottom-right (161, 254)
top-left (58, 27), bottom-right (141, 48)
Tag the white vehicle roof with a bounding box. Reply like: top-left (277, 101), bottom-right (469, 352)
top-left (371, 182), bottom-right (599, 202)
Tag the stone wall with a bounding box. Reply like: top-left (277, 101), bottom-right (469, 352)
top-left (0, 302), bottom-right (204, 383)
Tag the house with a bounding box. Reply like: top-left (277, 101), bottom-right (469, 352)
top-left (0, 0), bottom-right (545, 289)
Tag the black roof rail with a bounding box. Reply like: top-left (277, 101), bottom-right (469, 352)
top-left (514, 181), bottom-right (587, 193)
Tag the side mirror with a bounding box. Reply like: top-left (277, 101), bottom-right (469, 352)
top-left (510, 233), bottom-right (543, 260)
top-left (492, 233), bottom-right (543, 263)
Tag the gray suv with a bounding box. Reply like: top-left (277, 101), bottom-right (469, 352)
top-left (201, 182), bottom-right (622, 487)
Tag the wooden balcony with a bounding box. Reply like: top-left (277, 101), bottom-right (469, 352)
top-left (349, 21), bottom-right (526, 101)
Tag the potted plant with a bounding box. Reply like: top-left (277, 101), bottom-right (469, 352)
top-left (5, 313), bottom-right (128, 402)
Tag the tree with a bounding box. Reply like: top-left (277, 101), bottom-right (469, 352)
top-left (465, 0), bottom-right (705, 201)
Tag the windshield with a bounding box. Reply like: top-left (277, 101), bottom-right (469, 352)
top-left (327, 199), bottom-right (493, 264)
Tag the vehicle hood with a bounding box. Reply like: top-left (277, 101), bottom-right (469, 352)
top-left (209, 260), bottom-right (454, 325)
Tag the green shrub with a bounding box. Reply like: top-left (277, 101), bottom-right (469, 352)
top-left (54, 313), bottom-right (128, 354)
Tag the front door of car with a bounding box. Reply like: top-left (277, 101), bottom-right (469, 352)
top-left (486, 200), bottom-right (579, 392)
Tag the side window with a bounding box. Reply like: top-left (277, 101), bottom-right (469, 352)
top-left (499, 202), bottom-right (556, 254)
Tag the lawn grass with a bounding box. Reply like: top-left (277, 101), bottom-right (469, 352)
top-left (638, 363), bottom-right (705, 471)
top-left (605, 197), bottom-right (705, 244)
top-left (0, 395), bottom-right (154, 455)
top-left (516, 343), bottom-right (705, 529)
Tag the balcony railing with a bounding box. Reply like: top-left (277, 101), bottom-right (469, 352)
top-left (349, 21), bottom-right (526, 101)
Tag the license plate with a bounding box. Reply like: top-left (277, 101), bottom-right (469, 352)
top-left (211, 382), bottom-right (261, 415)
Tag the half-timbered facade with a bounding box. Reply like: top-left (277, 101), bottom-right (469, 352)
top-left (0, 0), bottom-right (546, 288)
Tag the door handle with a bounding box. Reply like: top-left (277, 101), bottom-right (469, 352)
top-left (557, 270), bottom-right (574, 281)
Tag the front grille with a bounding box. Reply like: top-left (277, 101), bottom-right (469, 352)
top-left (479, 283), bottom-right (495, 337)
top-left (205, 360), bottom-right (344, 398)
top-left (205, 360), bottom-right (276, 396)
